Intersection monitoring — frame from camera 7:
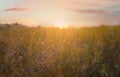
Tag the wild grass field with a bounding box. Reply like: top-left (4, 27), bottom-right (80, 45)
top-left (0, 24), bottom-right (120, 77)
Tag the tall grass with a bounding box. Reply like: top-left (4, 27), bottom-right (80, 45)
top-left (0, 24), bottom-right (120, 77)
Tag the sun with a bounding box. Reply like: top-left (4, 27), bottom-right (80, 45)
top-left (59, 26), bottom-right (64, 29)
top-left (53, 21), bottom-right (69, 29)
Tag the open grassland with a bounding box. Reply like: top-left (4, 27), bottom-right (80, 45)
top-left (0, 24), bottom-right (120, 77)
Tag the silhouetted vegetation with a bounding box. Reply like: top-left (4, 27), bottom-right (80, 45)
top-left (0, 24), bottom-right (120, 77)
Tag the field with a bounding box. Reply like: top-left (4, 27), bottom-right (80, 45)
top-left (0, 24), bottom-right (120, 77)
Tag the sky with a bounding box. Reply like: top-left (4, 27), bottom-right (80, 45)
top-left (0, 0), bottom-right (120, 27)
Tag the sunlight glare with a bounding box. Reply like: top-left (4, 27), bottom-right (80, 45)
top-left (53, 21), bottom-right (68, 29)
top-left (59, 26), bottom-right (63, 29)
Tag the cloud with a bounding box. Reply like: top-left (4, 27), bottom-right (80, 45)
top-left (4, 8), bottom-right (29, 12)
top-left (69, 8), bottom-right (106, 14)
top-left (68, 7), bottom-right (120, 15)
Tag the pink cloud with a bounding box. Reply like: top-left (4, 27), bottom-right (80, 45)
top-left (69, 9), bottom-right (106, 14)
top-left (4, 8), bottom-right (29, 12)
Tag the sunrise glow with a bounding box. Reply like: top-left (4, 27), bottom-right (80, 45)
top-left (0, 0), bottom-right (120, 77)
top-left (52, 21), bottom-right (69, 29)
top-left (53, 21), bottom-right (68, 26)
top-left (0, 0), bottom-right (120, 26)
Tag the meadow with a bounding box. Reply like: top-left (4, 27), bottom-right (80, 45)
top-left (0, 23), bottom-right (120, 77)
